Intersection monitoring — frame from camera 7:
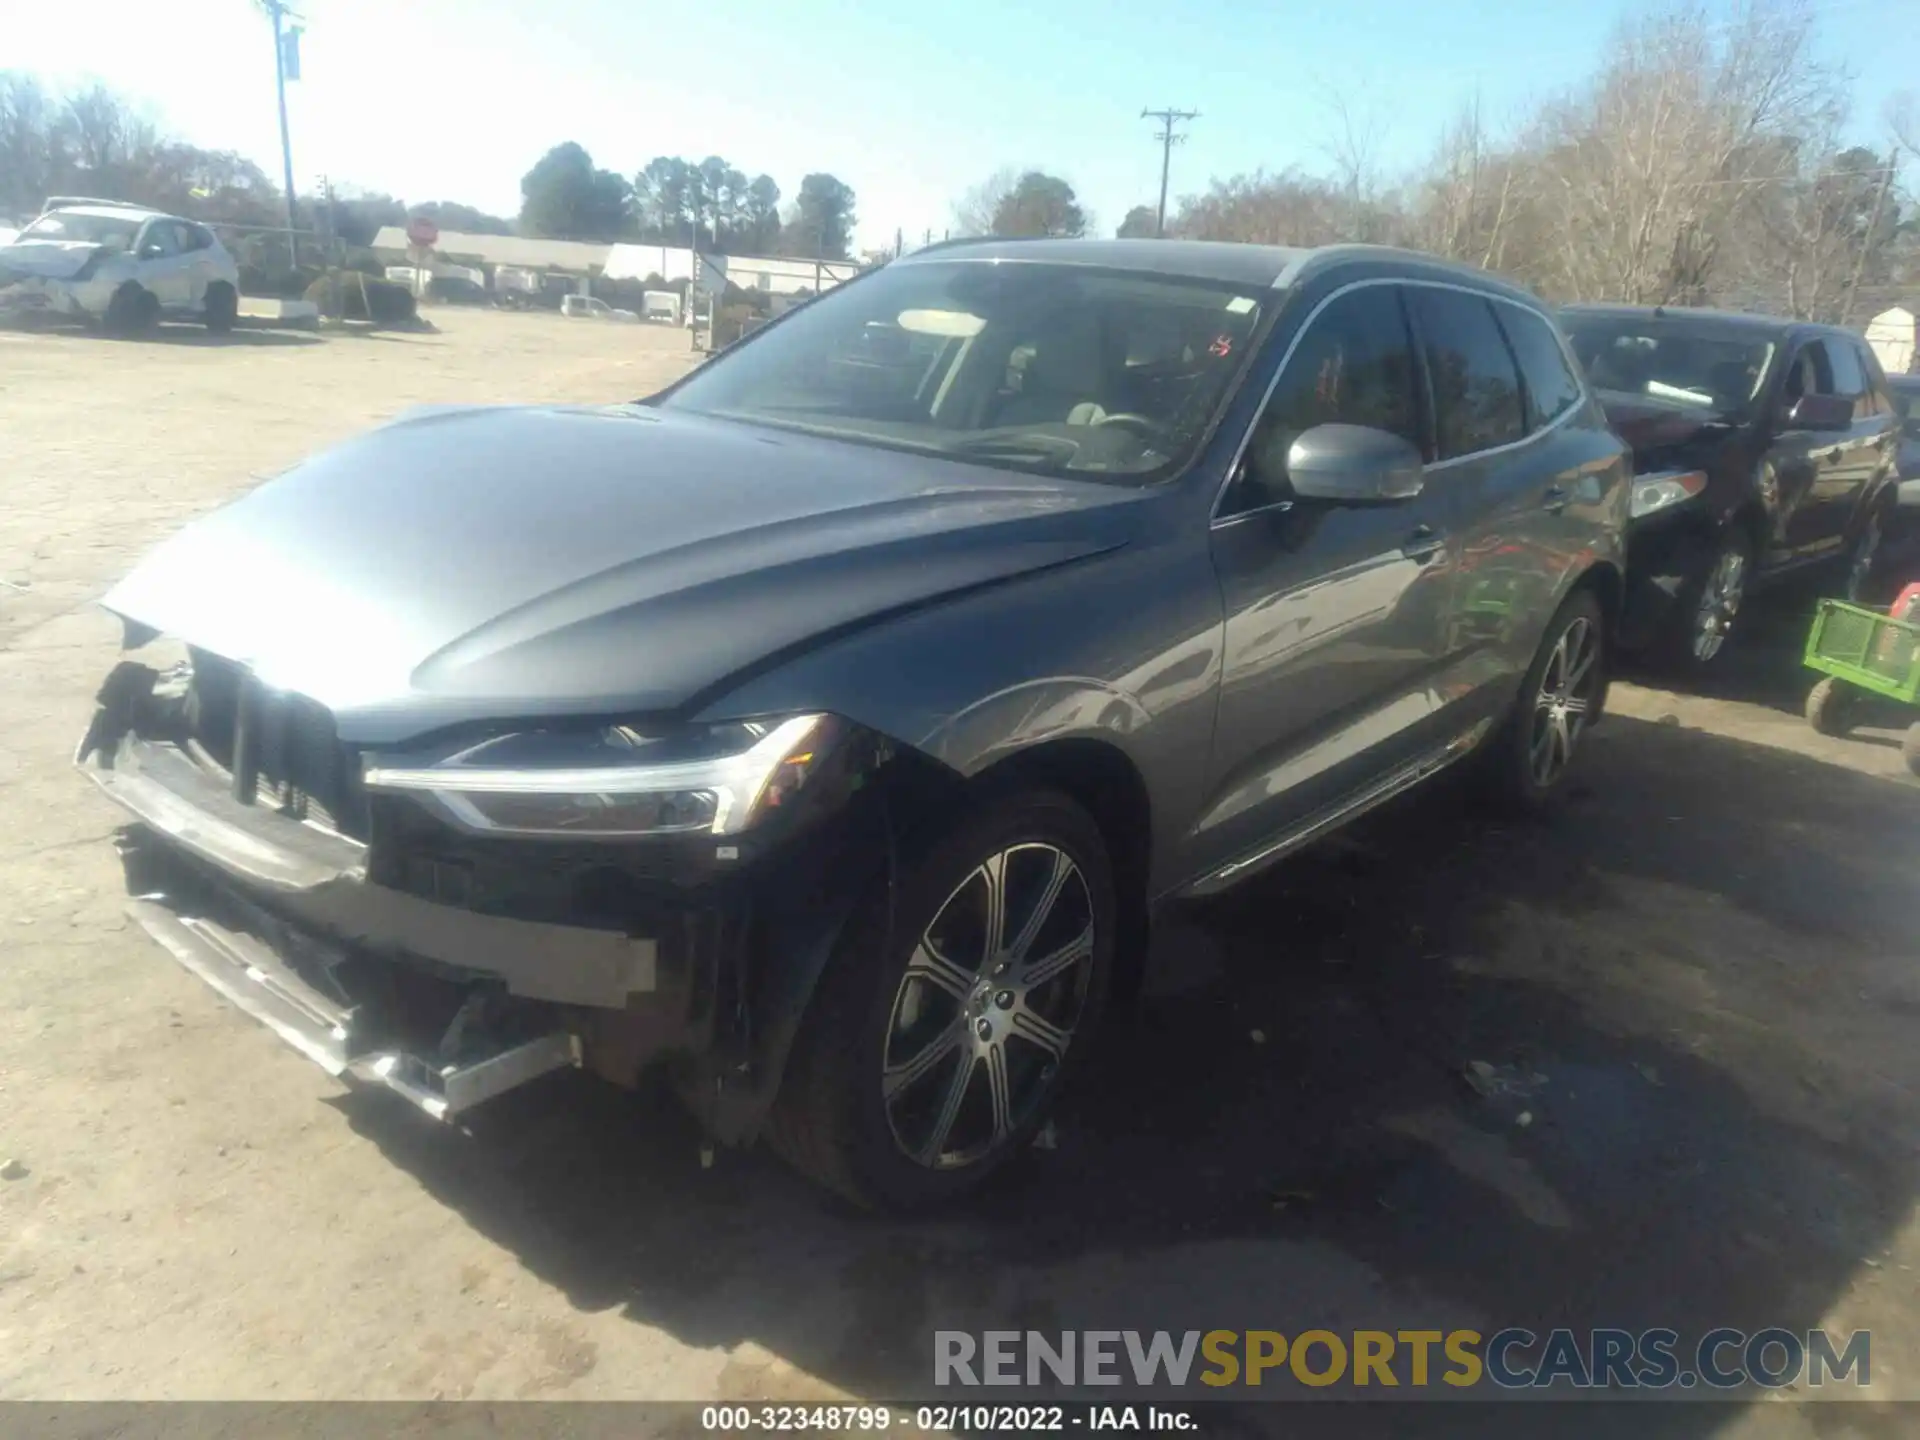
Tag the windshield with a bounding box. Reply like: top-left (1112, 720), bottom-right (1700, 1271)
top-left (18, 211), bottom-right (142, 250)
top-left (657, 259), bottom-right (1267, 482)
top-left (1562, 318), bottom-right (1774, 419)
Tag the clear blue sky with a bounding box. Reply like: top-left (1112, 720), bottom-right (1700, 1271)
top-left (10, 0), bottom-right (1912, 251)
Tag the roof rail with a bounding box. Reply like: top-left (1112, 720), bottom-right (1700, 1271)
top-left (905, 233), bottom-right (1056, 256)
top-left (40, 195), bottom-right (155, 214)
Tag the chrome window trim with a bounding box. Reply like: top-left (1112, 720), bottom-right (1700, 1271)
top-left (1211, 275), bottom-right (1591, 528)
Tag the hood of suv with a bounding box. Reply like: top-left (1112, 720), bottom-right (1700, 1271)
top-left (1596, 388), bottom-right (1738, 460)
top-left (0, 239), bottom-right (113, 281)
top-left (103, 405), bottom-right (1135, 736)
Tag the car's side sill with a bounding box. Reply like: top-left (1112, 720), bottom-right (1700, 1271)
top-left (1178, 719), bottom-right (1493, 899)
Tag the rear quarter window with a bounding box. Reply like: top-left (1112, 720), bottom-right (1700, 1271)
top-left (1498, 304), bottom-right (1585, 431)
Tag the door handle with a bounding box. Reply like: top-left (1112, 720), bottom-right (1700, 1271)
top-left (1541, 483), bottom-right (1570, 513)
top-left (1401, 525), bottom-right (1445, 562)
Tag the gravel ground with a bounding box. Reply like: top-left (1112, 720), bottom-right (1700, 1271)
top-left (1, 309), bottom-right (1917, 1435)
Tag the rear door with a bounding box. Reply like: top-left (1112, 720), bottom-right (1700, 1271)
top-left (1197, 281), bottom-right (1460, 879)
top-left (1403, 285), bottom-right (1571, 715)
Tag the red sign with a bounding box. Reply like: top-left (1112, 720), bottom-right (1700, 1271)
top-left (405, 216), bottom-right (439, 248)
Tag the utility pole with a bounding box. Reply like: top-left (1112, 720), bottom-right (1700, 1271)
top-left (1842, 145), bottom-right (1899, 326)
top-left (261, 0), bottom-right (302, 270)
top-left (1141, 107), bottom-right (1198, 239)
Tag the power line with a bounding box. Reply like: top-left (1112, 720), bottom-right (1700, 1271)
top-left (1141, 107), bottom-right (1198, 238)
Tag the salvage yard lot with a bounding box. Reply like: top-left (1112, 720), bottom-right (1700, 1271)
top-left (2, 309), bottom-right (1918, 1430)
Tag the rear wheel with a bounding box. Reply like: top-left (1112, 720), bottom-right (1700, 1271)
top-left (203, 281), bottom-right (237, 334)
top-left (1804, 676), bottom-right (1860, 737)
top-left (1477, 588), bottom-right (1607, 812)
top-left (766, 788), bottom-right (1115, 1210)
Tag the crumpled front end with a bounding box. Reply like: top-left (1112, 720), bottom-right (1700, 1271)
top-left (0, 243), bottom-right (119, 319)
top-left (75, 642), bottom-right (915, 1136)
top-left (0, 270), bottom-right (104, 320)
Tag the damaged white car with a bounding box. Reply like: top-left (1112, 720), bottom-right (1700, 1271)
top-left (0, 198), bottom-right (241, 334)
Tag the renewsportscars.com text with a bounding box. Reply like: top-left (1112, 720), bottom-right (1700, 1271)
top-left (934, 1328), bottom-right (1870, 1391)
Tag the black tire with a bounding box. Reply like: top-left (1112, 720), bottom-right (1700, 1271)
top-left (1805, 676), bottom-right (1860, 737)
top-left (203, 282), bottom-right (237, 334)
top-left (102, 284), bottom-right (157, 336)
top-left (1905, 724), bottom-right (1920, 778)
top-left (1476, 587), bottom-right (1607, 813)
top-left (1840, 503), bottom-right (1885, 605)
top-left (1657, 529), bottom-right (1753, 674)
top-left (765, 788), bottom-right (1117, 1211)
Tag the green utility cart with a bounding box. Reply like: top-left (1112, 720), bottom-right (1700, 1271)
top-left (1802, 596), bottom-right (1920, 775)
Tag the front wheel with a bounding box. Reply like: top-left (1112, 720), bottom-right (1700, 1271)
top-left (1477, 588), bottom-right (1607, 812)
top-left (102, 283), bottom-right (157, 336)
top-left (1660, 530), bottom-right (1752, 673)
top-left (1841, 506), bottom-right (1884, 605)
top-left (1805, 676), bottom-right (1860, 737)
top-left (766, 789), bottom-right (1116, 1210)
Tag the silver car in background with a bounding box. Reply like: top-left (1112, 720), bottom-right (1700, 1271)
top-left (0, 197), bottom-right (242, 334)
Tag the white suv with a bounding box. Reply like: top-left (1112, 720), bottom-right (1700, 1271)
top-left (0, 198), bottom-right (242, 334)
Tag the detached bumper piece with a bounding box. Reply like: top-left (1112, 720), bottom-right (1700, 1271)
top-left (125, 870), bottom-right (581, 1122)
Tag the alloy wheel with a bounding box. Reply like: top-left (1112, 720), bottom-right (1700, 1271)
top-left (1844, 514), bottom-right (1881, 604)
top-left (1529, 615), bottom-right (1600, 788)
top-left (1692, 545), bottom-right (1748, 662)
top-left (880, 843), bottom-right (1095, 1170)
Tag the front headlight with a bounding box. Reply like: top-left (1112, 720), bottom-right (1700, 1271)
top-left (362, 714), bottom-right (840, 838)
top-left (1630, 469), bottom-right (1707, 519)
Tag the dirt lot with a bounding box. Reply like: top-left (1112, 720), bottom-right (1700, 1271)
top-left (2, 309), bottom-right (1918, 1433)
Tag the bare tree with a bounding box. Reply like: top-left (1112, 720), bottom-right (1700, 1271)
top-left (1407, 97), bottom-right (1526, 271)
top-left (1315, 87), bottom-right (1394, 242)
top-left (0, 72), bottom-right (58, 216)
top-left (952, 167), bottom-right (1021, 238)
top-left (1526, 0), bottom-right (1843, 305)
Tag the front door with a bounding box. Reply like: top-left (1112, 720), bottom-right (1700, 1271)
top-left (133, 220), bottom-right (193, 312)
top-left (1196, 282), bottom-right (1460, 880)
top-left (1769, 339), bottom-right (1877, 564)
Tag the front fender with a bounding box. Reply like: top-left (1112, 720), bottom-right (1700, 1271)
top-left (694, 489), bottom-right (1225, 894)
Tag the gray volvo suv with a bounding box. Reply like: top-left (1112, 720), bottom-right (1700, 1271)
top-left (77, 238), bottom-right (1630, 1209)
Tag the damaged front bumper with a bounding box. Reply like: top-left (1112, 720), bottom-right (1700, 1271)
top-left (75, 658), bottom-right (900, 1137)
top-left (0, 275), bottom-right (98, 320)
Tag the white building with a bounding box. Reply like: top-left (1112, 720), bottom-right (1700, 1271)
top-left (1866, 306), bottom-right (1916, 377)
top-left (370, 228), bottom-right (862, 297)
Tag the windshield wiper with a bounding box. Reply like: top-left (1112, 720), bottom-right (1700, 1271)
top-left (942, 431), bottom-right (1078, 462)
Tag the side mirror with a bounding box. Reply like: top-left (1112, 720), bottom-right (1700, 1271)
top-left (1783, 393), bottom-right (1853, 431)
top-left (1283, 423), bottom-right (1426, 504)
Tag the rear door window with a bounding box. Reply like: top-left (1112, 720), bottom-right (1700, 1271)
top-left (1498, 303), bottom-right (1585, 432)
top-left (1407, 287), bottom-right (1526, 459)
top-left (1852, 342), bottom-right (1890, 418)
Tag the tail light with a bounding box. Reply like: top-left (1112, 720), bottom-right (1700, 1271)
top-left (1891, 584), bottom-right (1920, 623)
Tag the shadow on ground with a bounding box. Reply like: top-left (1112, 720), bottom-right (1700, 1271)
top-left (5, 320), bottom-right (324, 347)
top-left (333, 716), bottom-right (1920, 1434)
